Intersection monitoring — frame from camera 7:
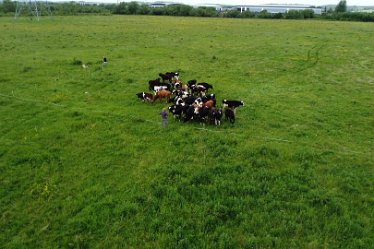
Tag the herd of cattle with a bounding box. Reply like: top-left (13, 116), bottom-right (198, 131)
top-left (136, 72), bottom-right (244, 125)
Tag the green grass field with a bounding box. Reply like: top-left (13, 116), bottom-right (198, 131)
top-left (0, 15), bottom-right (373, 248)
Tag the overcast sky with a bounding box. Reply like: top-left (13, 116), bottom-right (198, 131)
top-left (118, 0), bottom-right (373, 6)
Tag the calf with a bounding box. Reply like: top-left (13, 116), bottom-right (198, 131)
top-left (224, 108), bottom-right (235, 124)
top-left (222, 99), bottom-right (244, 109)
top-left (211, 108), bottom-right (223, 126)
top-left (136, 92), bottom-right (153, 102)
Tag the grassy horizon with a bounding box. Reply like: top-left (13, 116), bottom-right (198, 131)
top-left (0, 15), bottom-right (373, 248)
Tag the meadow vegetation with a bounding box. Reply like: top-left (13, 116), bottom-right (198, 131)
top-left (1, 0), bottom-right (374, 22)
top-left (0, 15), bottom-right (373, 248)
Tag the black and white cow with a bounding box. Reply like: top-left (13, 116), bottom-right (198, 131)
top-left (169, 105), bottom-right (183, 119)
top-left (166, 72), bottom-right (179, 79)
top-left (153, 85), bottom-right (169, 92)
top-left (173, 96), bottom-right (185, 106)
top-left (191, 85), bottom-right (207, 96)
top-left (197, 82), bottom-right (213, 91)
top-left (173, 88), bottom-right (190, 99)
top-left (194, 97), bottom-right (203, 107)
top-left (222, 100), bottom-right (244, 109)
top-left (136, 92), bottom-right (153, 102)
top-left (186, 80), bottom-right (197, 94)
top-left (202, 93), bottom-right (215, 102)
top-left (187, 79), bottom-right (197, 87)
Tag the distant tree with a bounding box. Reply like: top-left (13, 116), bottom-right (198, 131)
top-left (240, 11), bottom-right (255, 18)
top-left (137, 4), bottom-right (150, 15)
top-left (191, 7), bottom-right (218, 17)
top-left (114, 2), bottom-right (129, 14)
top-left (151, 7), bottom-right (165, 16)
top-left (335, 0), bottom-right (347, 13)
top-left (285, 10), bottom-right (304, 19)
top-left (257, 10), bottom-right (271, 18)
top-left (272, 12), bottom-right (283, 19)
top-left (2, 0), bottom-right (16, 13)
top-left (224, 10), bottom-right (240, 18)
top-left (302, 9), bottom-right (315, 18)
top-left (177, 4), bottom-right (193, 16)
top-left (128, 2), bottom-right (139, 14)
top-left (165, 5), bottom-right (179, 16)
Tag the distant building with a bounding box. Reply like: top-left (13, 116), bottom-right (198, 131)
top-left (234, 5), bottom-right (322, 14)
top-left (147, 2), bottom-right (323, 15)
top-left (193, 4), bottom-right (227, 12)
top-left (149, 2), bottom-right (177, 8)
top-left (150, 3), bottom-right (167, 8)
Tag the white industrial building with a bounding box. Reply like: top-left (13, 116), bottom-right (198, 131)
top-left (233, 5), bottom-right (322, 14)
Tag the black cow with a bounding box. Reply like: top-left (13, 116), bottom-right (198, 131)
top-left (222, 99), bottom-right (244, 109)
top-left (168, 72), bottom-right (179, 78)
top-left (187, 79), bottom-right (197, 87)
top-left (183, 106), bottom-right (195, 122)
top-left (169, 105), bottom-right (183, 119)
top-left (159, 72), bottom-right (179, 83)
top-left (187, 80), bottom-right (197, 94)
top-left (136, 92), bottom-right (153, 102)
top-left (149, 78), bottom-right (161, 91)
top-left (183, 96), bottom-right (197, 106)
top-left (183, 105), bottom-right (210, 123)
top-left (196, 106), bottom-right (211, 124)
top-left (224, 108), bottom-right (235, 124)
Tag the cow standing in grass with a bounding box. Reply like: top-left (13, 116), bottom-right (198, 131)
top-left (224, 108), bottom-right (235, 124)
top-left (136, 92), bottom-right (153, 102)
top-left (211, 108), bottom-right (223, 126)
top-left (222, 100), bottom-right (244, 109)
top-left (153, 90), bottom-right (172, 103)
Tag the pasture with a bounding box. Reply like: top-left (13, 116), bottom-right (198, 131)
top-left (0, 15), bottom-right (373, 248)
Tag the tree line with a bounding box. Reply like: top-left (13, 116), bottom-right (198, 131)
top-left (1, 0), bottom-right (373, 22)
